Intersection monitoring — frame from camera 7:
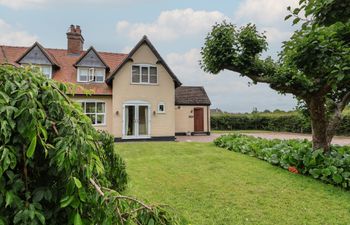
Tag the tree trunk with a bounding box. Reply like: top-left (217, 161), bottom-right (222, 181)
top-left (307, 96), bottom-right (330, 152)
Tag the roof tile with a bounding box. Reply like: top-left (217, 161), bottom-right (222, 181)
top-left (175, 86), bottom-right (211, 106)
top-left (0, 45), bottom-right (127, 95)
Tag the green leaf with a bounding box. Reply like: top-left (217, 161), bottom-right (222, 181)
top-left (60, 195), bottom-right (74, 208)
top-left (26, 135), bottom-right (37, 158)
top-left (333, 174), bottom-right (343, 184)
top-left (78, 189), bottom-right (87, 202)
top-left (74, 212), bottom-right (83, 225)
top-left (284, 15), bottom-right (292, 21)
top-left (5, 191), bottom-right (13, 208)
top-left (292, 17), bottom-right (301, 25)
top-left (148, 218), bottom-right (155, 225)
top-left (33, 190), bottom-right (44, 202)
top-left (73, 177), bottom-right (82, 189)
top-left (35, 212), bottom-right (45, 225)
top-left (0, 91), bottom-right (10, 103)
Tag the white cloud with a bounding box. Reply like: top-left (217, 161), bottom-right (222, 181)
top-left (116, 8), bottom-right (228, 41)
top-left (261, 26), bottom-right (292, 44)
top-left (0, 19), bottom-right (37, 45)
top-left (0, 0), bottom-right (46, 9)
top-left (234, 0), bottom-right (299, 25)
top-left (166, 48), bottom-right (296, 112)
top-left (0, 0), bottom-right (155, 9)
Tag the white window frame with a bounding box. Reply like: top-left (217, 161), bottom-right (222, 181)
top-left (131, 64), bottom-right (158, 85)
top-left (77, 100), bottom-right (106, 126)
top-left (38, 65), bottom-right (52, 79)
top-left (77, 67), bottom-right (105, 83)
top-left (23, 64), bottom-right (52, 79)
top-left (157, 102), bottom-right (165, 113)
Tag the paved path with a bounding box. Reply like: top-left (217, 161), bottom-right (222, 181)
top-left (176, 132), bottom-right (350, 146)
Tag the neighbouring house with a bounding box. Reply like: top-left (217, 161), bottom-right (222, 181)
top-left (0, 25), bottom-right (211, 141)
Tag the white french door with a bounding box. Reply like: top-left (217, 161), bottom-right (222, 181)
top-left (123, 103), bottom-right (151, 139)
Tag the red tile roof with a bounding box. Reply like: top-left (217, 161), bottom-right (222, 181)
top-left (0, 45), bottom-right (127, 95)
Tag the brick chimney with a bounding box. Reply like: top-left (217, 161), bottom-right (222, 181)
top-left (66, 25), bottom-right (84, 54)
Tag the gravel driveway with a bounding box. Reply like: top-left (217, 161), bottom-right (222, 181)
top-left (176, 132), bottom-right (350, 146)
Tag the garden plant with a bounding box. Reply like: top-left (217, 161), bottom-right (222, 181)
top-left (215, 134), bottom-right (350, 189)
top-left (0, 65), bottom-right (184, 225)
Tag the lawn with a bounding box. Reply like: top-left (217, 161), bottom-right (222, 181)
top-left (117, 142), bottom-right (350, 225)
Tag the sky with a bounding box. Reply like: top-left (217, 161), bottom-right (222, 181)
top-left (0, 0), bottom-right (300, 112)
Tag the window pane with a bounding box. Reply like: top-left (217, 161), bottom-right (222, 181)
top-left (158, 104), bottom-right (164, 112)
top-left (79, 102), bottom-right (85, 112)
top-left (150, 67), bottom-right (157, 83)
top-left (132, 66), bottom-right (140, 83)
top-left (79, 75), bottom-right (88, 82)
top-left (80, 68), bottom-right (88, 75)
top-left (96, 115), bottom-right (105, 124)
top-left (87, 114), bottom-right (96, 124)
top-left (95, 76), bottom-right (104, 82)
top-left (41, 66), bottom-right (51, 78)
top-left (96, 102), bottom-right (105, 113)
top-left (79, 68), bottom-right (88, 81)
top-left (95, 69), bottom-right (105, 82)
top-left (141, 67), bottom-right (149, 83)
top-left (86, 102), bottom-right (96, 113)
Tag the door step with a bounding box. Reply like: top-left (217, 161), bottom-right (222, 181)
top-left (192, 132), bottom-right (210, 136)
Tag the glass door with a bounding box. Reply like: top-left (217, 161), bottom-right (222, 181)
top-left (124, 105), bottom-right (136, 136)
top-left (123, 104), bottom-right (150, 138)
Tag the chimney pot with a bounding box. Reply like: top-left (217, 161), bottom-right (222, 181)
top-left (66, 25), bottom-right (84, 54)
top-left (76, 25), bottom-right (81, 34)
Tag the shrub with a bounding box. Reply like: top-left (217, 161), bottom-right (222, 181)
top-left (211, 112), bottom-right (350, 135)
top-left (0, 65), bottom-right (184, 225)
top-left (214, 134), bottom-right (350, 189)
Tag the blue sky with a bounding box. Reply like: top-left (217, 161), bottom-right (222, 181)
top-left (0, 0), bottom-right (299, 112)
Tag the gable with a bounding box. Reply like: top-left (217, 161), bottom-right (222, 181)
top-left (75, 47), bottom-right (107, 68)
top-left (106, 35), bottom-right (181, 87)
top-left (131, 43), bottom-right (158, 63)
top-left (18, 45), bottom-right (52, 65)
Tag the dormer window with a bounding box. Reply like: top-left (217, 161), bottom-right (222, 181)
top-left (77, 67), bottom-right (105, 83)
top-left (132, 64), bottom-right (158, 84)
top-left (39, 65), bottom-right (52, 79)
top-left (22, 64), bottom-right (52, 79)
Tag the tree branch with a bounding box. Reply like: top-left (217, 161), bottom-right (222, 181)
top-left (338, 92), bottom-right (350, 111)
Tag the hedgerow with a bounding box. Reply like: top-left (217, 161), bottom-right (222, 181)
top-left (211, 113), bottom-right (350, 135)
top-left (0, 65), bottom-right (185, 224)
top-left (214, 134), bottom-right (350, 189)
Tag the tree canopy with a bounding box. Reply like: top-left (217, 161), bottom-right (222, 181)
top-left (0, 65), bottom-right (183, 224)
top-left (201, 0), bottom-right (350, 151)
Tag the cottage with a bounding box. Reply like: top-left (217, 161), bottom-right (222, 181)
top-left (0, 25), bottom-right (211, 141)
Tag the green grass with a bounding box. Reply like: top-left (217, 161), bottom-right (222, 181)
top-left (118, 142), bottom-right (350, 225)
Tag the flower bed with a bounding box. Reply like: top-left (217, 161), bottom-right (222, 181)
top-left (214, 134), bottom-right (350, 189)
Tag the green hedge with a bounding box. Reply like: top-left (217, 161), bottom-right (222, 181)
top-left (211, 113), bottom-right (350, 135)
top-left (214, 134), bottom-right (350, 189)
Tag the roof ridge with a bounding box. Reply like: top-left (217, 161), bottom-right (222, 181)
top-left (0, 44), bottom-right (128, 56)
top-left (179, 85), bottom-right (204, 88)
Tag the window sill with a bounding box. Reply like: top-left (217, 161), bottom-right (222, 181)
top-left (77, 81), bottom-right (106, 84)
top-left (130, 82), bottom-right (159, 86)
top-left (92, 124), bottom-right (106, 127)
